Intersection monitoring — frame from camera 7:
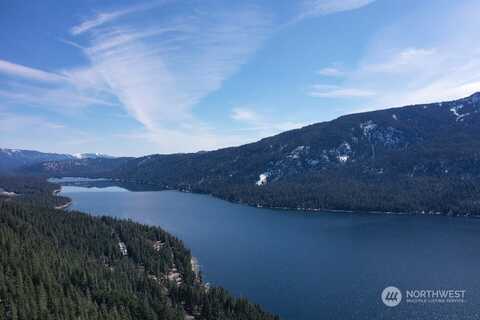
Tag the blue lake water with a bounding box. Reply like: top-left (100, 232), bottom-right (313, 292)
top-left (61, 185), bottom-right (480, 320)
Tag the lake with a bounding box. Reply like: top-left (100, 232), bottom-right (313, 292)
top-left (60, 184), bottom-right (480, 320)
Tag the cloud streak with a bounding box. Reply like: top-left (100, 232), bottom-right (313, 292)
top-left (356, 1), bottom-right (480, 106)
top-left (70, 1), bottom-right (167, 35)
top-left (308, 1), bottom-right (480, 109)
top-left (317, 67), bottom-right (345, 77)
top-left (309, 84), bottom-right (375, 98)
top-left (0, 58), bottom-right (116, 113)
top-left (71, 3), bottom-right (273, 151)
top-left (0, 59), bottom-right (65, 82)
top-left (230, 106), bottom-right (306, 139)
top-left (0, 2), bottom-right (279, 153)
top-left (298, 0), bottom-right (375, 19)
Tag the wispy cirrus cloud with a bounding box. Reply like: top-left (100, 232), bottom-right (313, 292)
top-left (354, 1), bottom-right (480, 106)
top-left (0, 59), bottom-right (65, 82)
top-left (308, 1), bottom-right (480, 109)
top-left (70, 1), bottom-right (167, 35)
top-left (70, 3), bottom-right (273, 151)
top-left (317, 67), bottom-right (345, 77)
top-left (361, 48), bottom-right (437, 74)
top-left (309, 84), bottom-right (375, 98)
top-left (231, 108), bottom-right (261, 123)
top-left (298, 0), bottom-right (375, 19)
top-left (1, 0), bottom-right (393, 154)
top-left (0, 83), bottom-right (115, 111)
top-left (0, 2), bottom-right (277, 153)
top-left (0, 111), bottom-right (99, 153)
top-left (230, 106), bottom-right (306, 138)
top-left (0, 59), bottom-right (115, 111)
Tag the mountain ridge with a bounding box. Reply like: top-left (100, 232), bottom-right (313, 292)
top-left (19, 92), bottom-right (480, 215)
top-left (0, 148), bottom-right (116, 172)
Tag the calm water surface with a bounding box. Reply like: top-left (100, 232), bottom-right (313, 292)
top-left (60, 185), bottom-right (480, 320)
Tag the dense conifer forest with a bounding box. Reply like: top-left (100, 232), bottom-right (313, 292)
top-left (0, 177), bottom-right (278, 320)
top-left (20, 92), bottom-right (480, 216)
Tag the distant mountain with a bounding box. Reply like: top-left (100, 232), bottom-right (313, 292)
top-left (0, 149), bottom-right (74, 172)
top-left (25, 157), bottom-right (132, 177)
top-left (21, 92), bottom-right (480, 215)
top-left (0, 149), bottom-right (116, 173)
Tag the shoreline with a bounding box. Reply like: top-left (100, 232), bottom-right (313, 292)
top-left (53, 178), bottom-right (480, 218)
top-left (53, 187), bottom-right (73, 210)
top-left (178, 189), bottom-right (480, 218)
top-left (112, 178), bottom-right (477, 217)
top-left (55, 200), bottom-right (72, 210)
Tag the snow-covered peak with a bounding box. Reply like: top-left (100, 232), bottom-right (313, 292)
top-left (73, 153), bottom-right (115, 159)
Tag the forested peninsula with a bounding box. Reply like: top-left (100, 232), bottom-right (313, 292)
top-left (0, 176), bottom-right (278, 320)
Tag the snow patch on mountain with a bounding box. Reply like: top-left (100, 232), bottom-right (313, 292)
top-left (256, 173), bottom-right (269, 186)
top-left (449, 104), bottom-right (469, 121)
top-left (73, 153), bottom-right (115, 159)
top-left (360, 121), bottom-right (377, 137)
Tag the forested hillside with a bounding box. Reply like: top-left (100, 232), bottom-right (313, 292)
top-left (0, 179), bottom-right (279, 320)
top-left (0, 176), bottom-right (70, 208)
top-left (21, 92), bottom-right (480, 215)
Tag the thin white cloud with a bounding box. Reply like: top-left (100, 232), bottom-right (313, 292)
top-left (362, 48), bottom-right (437, 74)
top-left (231, 107), bottom-right (260, 122)
top-left (0, 112), bottom-right (76, 150)
top-left (0, 112), bottom-right (61, 133)
top-left (309, 84), bottom-right (375, 98)
top-left (71, 11), bottom-right (126, 35)
top-left (0, 56), bottom-right (115, 111)
top-left (1, 3), bottom-right (279, 154)
top-left (317, 67), bottom-right (345, 77)
top-left (0, 84), bottom-right (115, 111)
top-left (75, 5), bottom-right (273, 148)
top-left (70, 1), bottom-right (167, 35)
top-left (0, 59), bottom-right (65, 82)
top-left (299, 0), bottom-right (375, 19)
top-left (230, 106), bottom-right (306, 140)
top-left (116, 125), bottom-right (252, 154)
top-left (306, 1), bottom-right (480, 108)
top-left (350, 1), bottom-right (480, 106)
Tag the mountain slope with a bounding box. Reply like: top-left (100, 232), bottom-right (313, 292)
top-left (24, 92), bottom-right (480, 215)
top-left (27, 157), bottom-right (133, 177)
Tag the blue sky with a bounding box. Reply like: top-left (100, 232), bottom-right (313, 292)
top-left (1, 0), bottom-right (480, 156)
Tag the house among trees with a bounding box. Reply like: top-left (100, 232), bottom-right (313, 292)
top-left (118, 241), bottom-right (128, 256)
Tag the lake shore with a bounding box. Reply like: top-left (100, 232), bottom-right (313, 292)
top-left (57, 179), bottom-right (480, 218)
top-left (55, 200), bottom-right (72, 210)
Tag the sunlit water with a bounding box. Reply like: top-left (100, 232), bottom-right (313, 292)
top-left (60, 184), bottom-right (480, 320)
